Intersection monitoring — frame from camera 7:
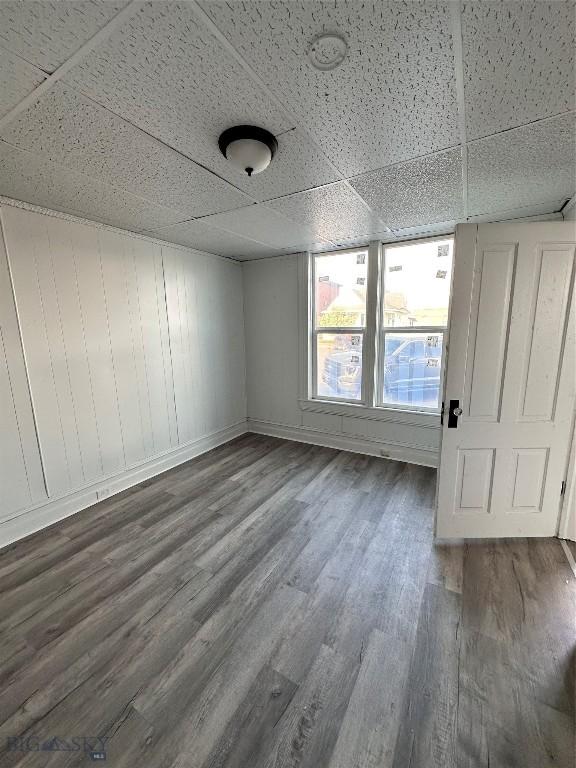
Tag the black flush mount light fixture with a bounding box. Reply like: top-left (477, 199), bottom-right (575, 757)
top-left (218, 125), bottom-right (278, 177)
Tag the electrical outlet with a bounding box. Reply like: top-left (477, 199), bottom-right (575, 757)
top-left (379, 449), bottom-right (390, 458)
top-left (97, 488), bottom-right (110, 500)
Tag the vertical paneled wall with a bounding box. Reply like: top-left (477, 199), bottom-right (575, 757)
top-left (163, 245), bottom-right (246, 444)
top-left (0, 217), bottom-right (46, 518)
top-left (0, 205), bottom-right (246, 526)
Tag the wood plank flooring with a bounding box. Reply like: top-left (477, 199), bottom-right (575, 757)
top-left (0, 434), bottom-right (573, 767)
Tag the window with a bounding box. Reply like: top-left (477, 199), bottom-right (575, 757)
top-left (378, 237), bottom-right (453, 411)
top-left (312, 248), bottom-right (368, 402)
top-left (309, 237), bottom-right (453, 413)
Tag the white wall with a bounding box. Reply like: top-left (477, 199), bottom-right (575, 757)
top-left (0, 204), bottom-right (246, 545)
top-left (242, 254), bottom-right (441, 466)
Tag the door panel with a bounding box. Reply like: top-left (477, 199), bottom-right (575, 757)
top-left (468, 246), bottom-right (514, 420)
top-left (522, 246), bottom-right (573, 419)
top-left (510, 448), bottom-right (547, 510)
top-left (437, 222), bottom-right (576, 538)
top-left (456, 449), bottom-right (494, 512)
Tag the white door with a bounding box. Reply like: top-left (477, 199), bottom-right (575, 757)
top-left (436, 222), bottom-right (576, 538)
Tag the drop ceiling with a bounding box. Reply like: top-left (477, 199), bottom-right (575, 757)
top-left (0, 0), bottom-right (574, 261)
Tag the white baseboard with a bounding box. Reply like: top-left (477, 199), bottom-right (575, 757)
top-left (247, 419), bottom-right (439, 468)
top-left (0, 422), bottom-right (248, 549)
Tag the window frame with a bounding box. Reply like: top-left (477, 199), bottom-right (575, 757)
top-left (301, 233), bottom-right (453, 422)
top-left (310, 246), bottom-right (373, 406)
top-left (376, 236), bottom-right (453, 414)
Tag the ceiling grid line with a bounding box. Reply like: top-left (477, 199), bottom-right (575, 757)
top-left (0, 42), bottom-right (49, 76)
top-left (449, 0), bottom-right (469, 221)
top-left (0, 0), bottom-right (143, 132)
top-left (466, 109), bottom-right (576, 146)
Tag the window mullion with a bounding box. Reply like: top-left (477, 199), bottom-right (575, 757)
top-left (362, 240), bottom-right (380, 407)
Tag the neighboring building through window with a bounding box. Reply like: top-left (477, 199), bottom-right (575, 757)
top-left (309, 237), bottom-right (453, 413)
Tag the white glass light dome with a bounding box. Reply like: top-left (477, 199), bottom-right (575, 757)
top-left (218, 126), bottom-right (278, 177)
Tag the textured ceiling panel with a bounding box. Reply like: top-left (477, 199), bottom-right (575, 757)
top-left (200, 204), bottom-right (329, 249)
top-left (1, 83), bottom-right (252, 217)
top-left (0, 1), bottom-right (129, 73)
top-left (0, 47), bottom-right (46, 118)
top-left (221, 128), bottom-right (339, 201)
top-left (64, 2), bottom-right (292, 182)
top-left (265, 182), bottom-right (386, 243)
top-left (462, 1), bottom-right (576, 140)
top-left (146, 219), bottom-right (278, 259)
top-left (200, 0), bottom-right (460, 177)
top-left (349, 148), bottom-right (464, 229)
top-left (0, 141), bottom-right (184, 232)
top-left (467, 114), bottom-right (576, 216)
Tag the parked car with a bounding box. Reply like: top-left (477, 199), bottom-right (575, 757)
top-left (321, 334), bottom-right (442, 404)
top-left (321, 348), bottom-right (362, 398)
top-left (383, 335), bottom-right (443, 406)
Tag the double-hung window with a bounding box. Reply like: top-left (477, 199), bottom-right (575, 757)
top-left (309, 236), bottom-right (453, 414)
top-left (312, 248), bottom-right (368, 403)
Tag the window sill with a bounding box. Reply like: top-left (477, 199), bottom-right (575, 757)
top-left (298, 398), bottom-right (441, 429)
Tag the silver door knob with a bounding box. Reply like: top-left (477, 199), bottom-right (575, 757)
top-left (452, 406), bottom-right (463, 417)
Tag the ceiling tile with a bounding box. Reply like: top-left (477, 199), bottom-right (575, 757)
top-left (265, 181), bottom-right (386, 243)
top-left (349, 148), bottom-right (464, 229)
top-left (467, 114), bottom-right (576, 216)
top-left (462, 1), bottom-right (576, 140)
top-left (63, 2), bottom-right (291, 182)
top-left (147, 219), bottom-right (277, 259)
top-left (0, 46), bottom-right (46, 118)
top-left (0, 82), bottom-right (252, 217)
top-left (200, 0), bottom-right (460, 177)
top-left (0, 1), bottom-right (129, 73)
top-left (0, 140), bottom-right (184, 232)
top-left (200, 204), bottom-right (329, 249)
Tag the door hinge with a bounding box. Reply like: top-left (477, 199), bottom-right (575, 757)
top-left (561, 480), bottom-right (566, 496)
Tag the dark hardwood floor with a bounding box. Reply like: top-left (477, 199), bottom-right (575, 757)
top-left (0, 434), bottom-right (573, 767)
